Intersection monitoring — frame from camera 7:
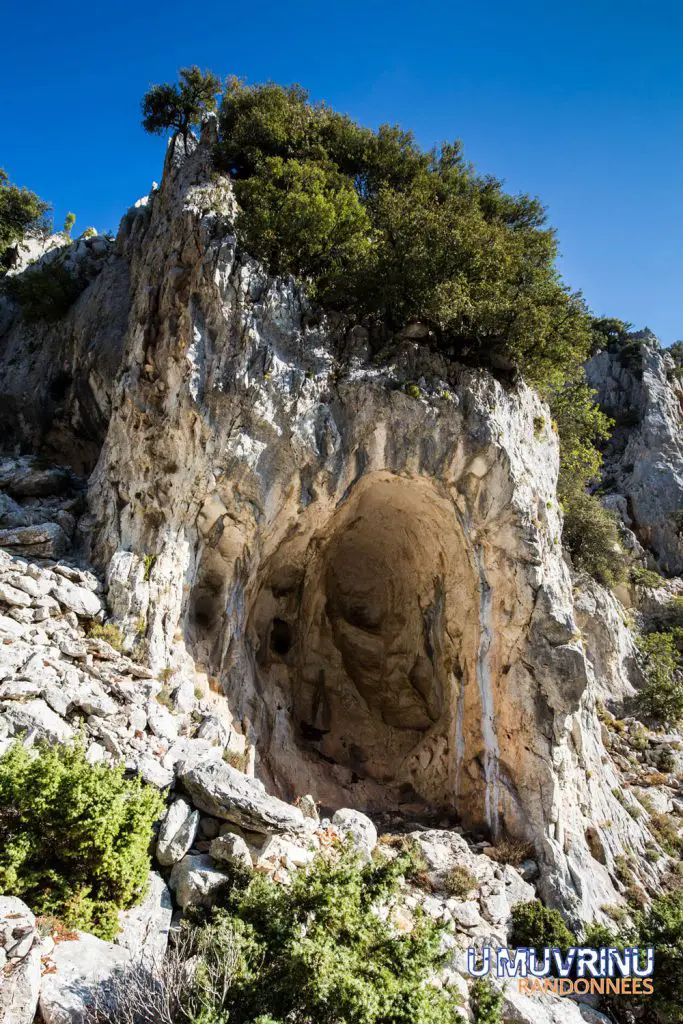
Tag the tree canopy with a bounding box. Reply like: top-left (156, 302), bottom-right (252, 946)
top-left (0, 168), bottom-right (50, 273)
top-left (141, 66), bottom-right (222, 145)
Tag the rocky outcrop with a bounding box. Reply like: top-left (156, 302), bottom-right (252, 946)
top-left (62, 125), bottom-right (653, 925)
top-left (0, 233), bottom-right (128, 473)
top-left (586, 338), bottom-right (683, 574)
top-left (1, 124), bottom-right (678, 944)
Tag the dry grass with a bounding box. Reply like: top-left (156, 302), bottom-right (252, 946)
top-left (485, 836), bottom-right (534, 866)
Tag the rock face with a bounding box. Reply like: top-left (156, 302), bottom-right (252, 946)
top-left (0, 898), bottom-right (42, 1024)
top-left (0, 125), bottom-right (666, 930)
top-left (586, 337), bottom-right (683, 574)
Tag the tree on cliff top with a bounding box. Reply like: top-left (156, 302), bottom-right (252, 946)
top-left (142, 71), bottom-right (621, 586)
top-left (0, 168), bottom-right (51, 273)
top-left (141, 66), bottom-right (222, 149)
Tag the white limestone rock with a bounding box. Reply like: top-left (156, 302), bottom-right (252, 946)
top-left (168, 853), bottom-right (231, 909)
top-left (331, 808), bottom-right (378, 857)
top-left (156, 797), bottom-right (200, 866)
top-left (178, 759), bottom-right (308, 834)
top-left (39, 931), bottom-right (132, 1024)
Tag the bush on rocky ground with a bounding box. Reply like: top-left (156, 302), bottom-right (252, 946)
top-left (3, 257), bottom-right (89, 321)
top-left (637, 628), bottom-right (683, 726)
top-left (469, 979), bottom-right (502, 1024)
top-left (559, 487), bottom-right (625, 586)
top-left (0, 739), bottom-right (164, 939)
top-left (585, 892), bottom-right (683, 1024)
top-left (91, 843), bottom-right (465, 1024)
top-left (509, 899), bottom-right (576, 958)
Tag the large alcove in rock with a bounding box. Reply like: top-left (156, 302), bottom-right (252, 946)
top-left (245, 472), bottom-right (487, 817)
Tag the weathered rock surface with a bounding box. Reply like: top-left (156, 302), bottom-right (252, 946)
top-left (1, 124), bottom-right (679, 943)
top-left (331, 808), bottom-right (378, 857)
top-left (178, 759), bottom-right (308, 834)
top-left (155, 797), bottom-right (200, 866)
top-left (168, 853), bottom-right (231, 909)
top-left (587, 337), bottom-right (683, 574)
top-left (116, 871), bottom-right (173, 963)
top-left (0, 898), bottom-right (42, 1024)
top-left (39, 932), bottom-right (131, 1024)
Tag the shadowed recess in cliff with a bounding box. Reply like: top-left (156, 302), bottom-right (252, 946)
top-left (240, 472), bottom-right (507, 820)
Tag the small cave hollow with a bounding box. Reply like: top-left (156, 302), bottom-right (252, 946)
top-left (248, 472), bottom-right (484, 815)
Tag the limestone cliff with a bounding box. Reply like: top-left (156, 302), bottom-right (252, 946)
top-left (1, 123), bottom-right (681, 941)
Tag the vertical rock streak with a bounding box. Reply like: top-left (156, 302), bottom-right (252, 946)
top-left (475, 547), bottom-right (501, 838)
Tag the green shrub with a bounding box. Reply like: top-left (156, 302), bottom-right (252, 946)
top-left (0, 741), bottom-right (164, 939)
top-left (63, 212), bottom-right (76, 236)
top-left (0, 168), bottom-right (51, 272)
top-left (3, 258), bottom-right (88, 321)
top-left (649, 812), bottom-right (683, 858)
top-left (444, 865), bottom-right (478, 899)
top-left (470, 978), bottom-right (502, 1024)
top-left (560, 488), bottom-right (625, 586)
top-left (657, 746), bottom-right (677, 774)
top-left (592, 893), bottom-right (683, 1024)
top-left (87, 621), bottom-right (124, 652)
top-left (630, 565), bottom-right (665, 589)
top-left (146, 73), bottom-right (621, 588)
top-left (637, 630), bottom-right (683, 725)
top-left (213, 79), bottom-right (596, 385)
top-left (178, 843), bottom-right (464, 1024)
top-left (510, 900), bottom-right (576, 958)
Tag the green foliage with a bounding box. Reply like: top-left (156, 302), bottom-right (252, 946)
top-left (634, 892), bottom-right (683, 1023)
top-left (87, 621), bottom-right (124, 652)
top-left (657, 745), bottom-right (677, 774)
top-left (63, 211), bottom-right (76, 236)
top-left (215, 79), bottom-right (592, 387)
top-left (560, 487), bottom-right (625, 586)
top-left (587, 894), bottom-right (683, 1024)
top-left (3, 258), bottom-right (88, 322)
top-left (141, 66), bottom-right (222, 144)
top-left (179, 843), bottom-right (464, 1024)
top-left (510, 900), bottom-right (576, 958)
top-left (637, 629), bottom-right (683, 725)
top-left (444, 865), bottom-right (478, 899)
top-left (0, 168), bottom-right (51, 272)
top-left (213, 78), bottom-right (627, 587)
top-left (669, 340), bottom-right (683, 366)
top-left (142, 553), bottom-right (157, 581)
top-left (649, 812), bottom-right (683, 858)
top-left (470, 979), bottom-right (502, 1024)
top-left (630, 565), bottom-right (666, 589)
top-left (0, 740), bottom-right (163, 939)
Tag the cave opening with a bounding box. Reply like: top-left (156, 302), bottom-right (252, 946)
top-left (248, 472), bottom-right (484, 816)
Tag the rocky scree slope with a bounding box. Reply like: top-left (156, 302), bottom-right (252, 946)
top-left (0, 122), bottom-right (682, 1023)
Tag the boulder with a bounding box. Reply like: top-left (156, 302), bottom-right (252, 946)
top-left (256, 834), bottom-right (315, 872)
top-left (116, 871), bottom-right (173, 964)
top-left (178, 759), bottom-right (307, 834)
top-left (0, 945), bottom-right (41, 1024)
top-left (0, 522), bottom-right (69, 559)
top-left (147, 700), bottom-right (179, 741)
top-left (331, 808), bottom-right (377, 857)
top-left (497, 979), bottom-right (586, 1024)
top-left (156, 797), bottom-right (200, 866)
top-left (39, 931), bottom-right (132, 1024)
top-left (209, 832), bottom-right (253, 870)
top-left (3, 698), bottom-right (74, 743)
top-left (168, 853), bottom-right (231, 909)
top-left (52, 581), bottom-right (102, 619)
top-left (449, 900), bottom-right (482, 929)
top-left (0, 582), bottom-right (32, 607)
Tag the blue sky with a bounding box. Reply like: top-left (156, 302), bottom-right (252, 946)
top-left (3, 0), bottom-right (682, 342)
